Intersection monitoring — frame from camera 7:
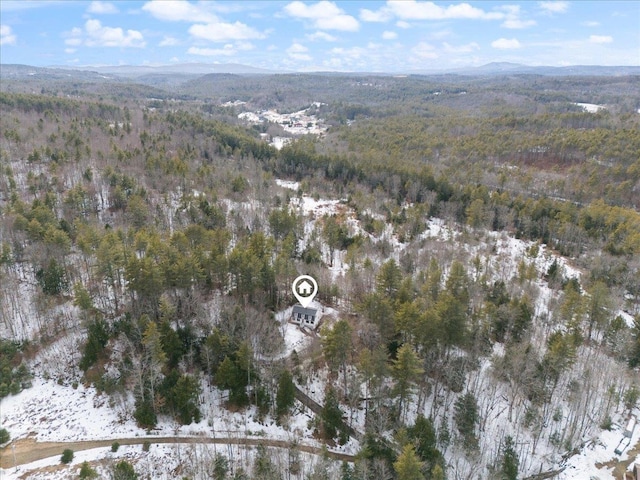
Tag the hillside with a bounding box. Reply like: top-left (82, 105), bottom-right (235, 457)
top-left (1, 70), bottom-right (639, 480)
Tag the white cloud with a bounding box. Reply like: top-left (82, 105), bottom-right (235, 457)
top-left (65, 19), bottom-right (145, 48)
top-left (503, 18), bottom-right (536, 29)
top-left (499, 6), bottom-right (536, 29)
top-left (360, 7), bottom-right (392, 22)
top-left (396, 20), bottom-right (411, 29)
top-left (331, 46), bottom-right (366, 58)
top-left (582, 21), bottom-right (600, 27)
top-left (284, 1), bottom-right (360, 31)
top-left (443, 42), bottom-right (480, 53)
top-left (412, 41), bottom-right (438, 59)
top-left (589, 35), bottom-right (613, 44)
top-left (382, 31), bottom-right (397, 40)
top-left (87, 1), bottom-right (118, 14)
top-left (188, 45), bottom-right (236, 56)
top-left (307, 31), bottom-right (337, 42)
top-left (287, 42), bottom-right (312, 61)
top-left (386, 1), bottom-right (504, 20)
top-left (189, 21), bottom-right (265, 42)
top-left (491, 37), bottom-right (521, 49)
top-left (159, 36), bottom-right (179, 47)
top-left (538, 1), bottom-right (569, 14)
top-left (0, 24), bottom-right (17, 46)
top-left (142, 1), bottom-right (218, 23)
top-left (65, 48), bottom-right (76, 54)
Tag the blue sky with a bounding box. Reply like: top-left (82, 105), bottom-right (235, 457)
top-left (1, 1), bottom-right (638, 72)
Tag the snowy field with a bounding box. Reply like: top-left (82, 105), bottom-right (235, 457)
top-left (574, 102), bottom-right (607, 113)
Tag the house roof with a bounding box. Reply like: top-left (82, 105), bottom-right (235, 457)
top-left (292, 305), bottom-right (317, 316)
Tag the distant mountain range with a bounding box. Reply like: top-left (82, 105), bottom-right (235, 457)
top-left (1, 62), bottom-right (638, 79)
top-left (438, 62), bottom-right (640, 76)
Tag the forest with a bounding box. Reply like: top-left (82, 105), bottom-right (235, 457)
top-left (1, 68), bottom-right (640, 479)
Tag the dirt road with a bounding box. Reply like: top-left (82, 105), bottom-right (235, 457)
top-left (0, 435), bottom-right (355, 470)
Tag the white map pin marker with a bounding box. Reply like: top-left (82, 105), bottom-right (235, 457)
top-left (292, 275), bottom-right (318, 308)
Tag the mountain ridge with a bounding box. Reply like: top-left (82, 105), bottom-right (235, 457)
top-left (2, 62), bottom-right (638, 79)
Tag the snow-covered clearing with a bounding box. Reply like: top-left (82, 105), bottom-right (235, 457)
top-left (574, 102), bottom-right (607, 113)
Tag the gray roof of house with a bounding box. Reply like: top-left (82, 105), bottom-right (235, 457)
top-left (292, 305), bottom-right (318, 316)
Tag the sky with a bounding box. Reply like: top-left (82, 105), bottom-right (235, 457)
top-left (0, 0), bottom-right (639, 72)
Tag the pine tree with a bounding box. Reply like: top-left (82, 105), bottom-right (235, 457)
top-left (79, 461), bottom-right (98, 479)
top-left (393, 444), bottom-right (425, 480)
top-left (376, 259), bottom-right (402, 299)
top-left (253, 445), bottom-right (281, 480)
top-left (276, 370), bottom-right (295, 419)
top-left (408, 414), bottom-right (442, 470)
top-left (36, 258), bottom-right (68, 295)
top-left (170, 374), bottom-right (202, 424)
top-left (501, 435), bottom-right (519, 480)
top-left (112, 460), bottom-right (138, 480)
top-left (392, 344), bottom-right (423, 420)
top-left (321, 319), bottom-right (352, 395)
top-left (60, 448), bottom-right (74, 464)
top-left (79, 318), bottom-right (109, 371)
top-left (454, 392), bottom-right (479, 451)
top-left (321, 386), bottom-right (346, 443)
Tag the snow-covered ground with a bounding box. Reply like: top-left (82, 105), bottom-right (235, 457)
top-left (558, 425), bottom-right (629, 479)
top-left (275, 178), bottom-right (300, 191)
top-left (2, 442), bottom-right (347, 480)
top-left (271, 136), bottom-right (293, 150)
top-left (574, 102), bottom-right (607, 113)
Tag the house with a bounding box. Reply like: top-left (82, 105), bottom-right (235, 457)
top-left (625, 415), bottom-right (637, 439)
top-left (292, 305), bottom-right (319, 329)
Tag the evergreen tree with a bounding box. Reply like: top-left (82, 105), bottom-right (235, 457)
top-left (253, 445), bottom-right (281, 480)
top-left (36, 258), bottom-right (68, 295)
top-left (431, 464), bottom-right (445, 480)
top-left (61, 449), bottom-right (74, 464)
top-left (167, 374), bottom-right (202, 424)
top-left (112, 460), bottom-right (138, 480)
top-left (321, 319), bottom-right (353, 395)
top-left (407, 414), bottom-right (443, 471)
top-left (393, 444), bottom-right (425, 480)
top-left (79, 318), bottom-right (110, 371)
top-left (133, 397), bottom-right (157, 428)
top-left (376, 259), bottom-right (402, 299)
top-left (276, 370), bottom-right (295, 419)
top-left (501, 435), bottom-right (519, 480)
top-left (320, 386), bottom-right (347, 444)
top-left (392, 344), bottom-right (423, 420)
top-left (212, 453), bottom-right (229, 480)
top-left (454, 392), bottom-right (479, 451)
top-left (79, 461), bottom-right (98, 479)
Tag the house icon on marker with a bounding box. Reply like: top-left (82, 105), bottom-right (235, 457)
top-left (297, 280), bottom-right (313, 296)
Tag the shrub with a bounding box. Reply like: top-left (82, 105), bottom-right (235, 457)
top-left (142, 441), bottom-right (151, 452)
top-left (112, 460), bottom-right (137, 480)
top-left (111, 441), bottom-right (120, 452)
top-left (61, 448), bottom-right (74, 464)
top-left (0, 428), bottom-right (10, 444)
top-left (79, 461), bottom-right (98, 479)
